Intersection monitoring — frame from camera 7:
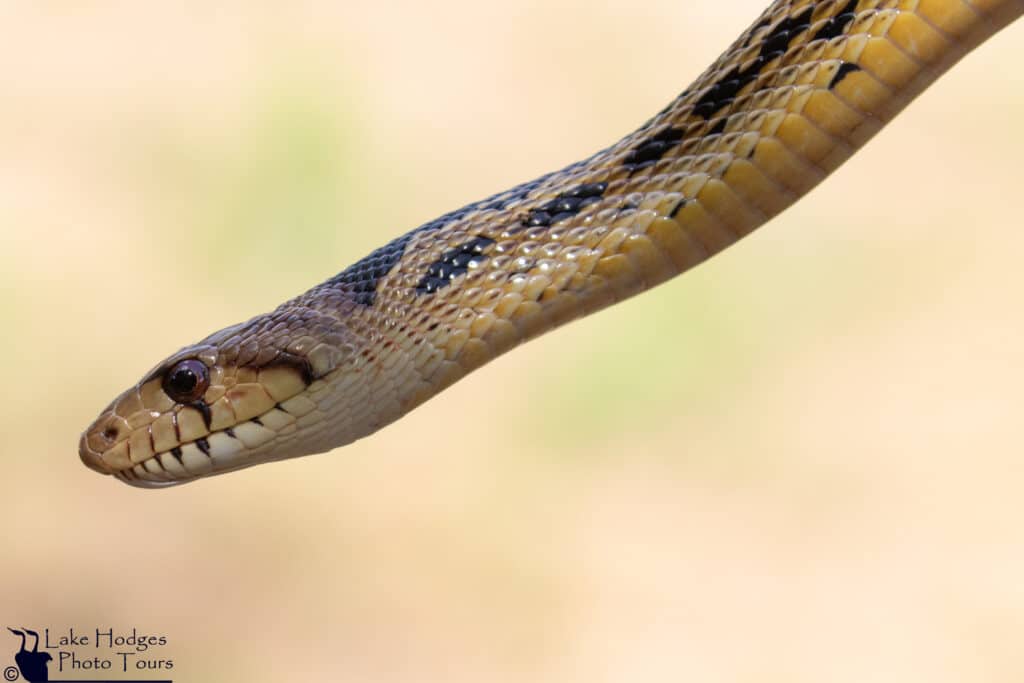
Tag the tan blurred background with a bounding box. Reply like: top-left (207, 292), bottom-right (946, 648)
top-left (1, 2), bottom-right (1022, 681)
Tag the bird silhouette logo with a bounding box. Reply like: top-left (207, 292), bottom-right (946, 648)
top-left (6, 628), bottom-right (52, 682)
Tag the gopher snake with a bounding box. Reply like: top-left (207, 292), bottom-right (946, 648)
top-left (80, 0), bottom-right (1023, 487)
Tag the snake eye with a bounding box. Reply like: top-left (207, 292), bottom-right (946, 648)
top-left (162, 359), bottom-right (210, 403)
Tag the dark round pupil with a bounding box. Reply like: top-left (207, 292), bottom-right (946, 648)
top-left (163, 359), bottom-right (208, 401)
top-left (169, 367), bottom-right (197, 394)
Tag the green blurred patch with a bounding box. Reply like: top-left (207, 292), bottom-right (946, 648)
top-left (140, 66), bottom-right (364, 297)
top-left (525, 272), bottom-right (757, 453)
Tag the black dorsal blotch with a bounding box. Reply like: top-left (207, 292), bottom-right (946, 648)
top-left (744, 16), bottom-right (773, 47)
top-left (668, 198), bottom-right (689, 219)
top-left (624, 127), bottom-right (685, 169)
top-left (813, 0), bottom-right (859, 42)
top-left (693, 5), bottom-right (814, 119)
top-left (525, 210), bottom-right (552, 227)
top-left (415, 236), bottom-right (496, 294)
top-left (521, 181), bottom-right (608, 229)
top-left (329, 173), bottom-right (557, 305)
top-left (829, 61), bottom-right (861, 89)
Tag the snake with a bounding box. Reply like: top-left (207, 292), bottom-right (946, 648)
top-left (79, 0), bottom-right (1023, 487)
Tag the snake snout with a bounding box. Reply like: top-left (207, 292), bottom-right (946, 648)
top-left (77, 334), bottom-right (343, 486)
top-left (78, 431), bottom-right (113, 475)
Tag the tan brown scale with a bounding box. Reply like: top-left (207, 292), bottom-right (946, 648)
top-left (80, 0), bottom-right (1023, 487)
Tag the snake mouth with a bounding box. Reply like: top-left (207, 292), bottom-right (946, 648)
top-left (110, 422), bottom-right (263, 488)
top-left (79, 402), bottom-right (306, 488)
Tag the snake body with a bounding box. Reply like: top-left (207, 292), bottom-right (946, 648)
top-left (80, 0), bottom-right (1023, 487)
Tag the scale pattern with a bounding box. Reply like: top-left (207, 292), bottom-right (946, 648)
top-left (80, 0), bottom-right (1023, 486)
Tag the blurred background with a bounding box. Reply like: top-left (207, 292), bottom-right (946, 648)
top-left (1, 1), bottom-right (1022, 681)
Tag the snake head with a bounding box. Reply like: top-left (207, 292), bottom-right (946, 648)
top-left (79, 309), bottom-right (353, 488)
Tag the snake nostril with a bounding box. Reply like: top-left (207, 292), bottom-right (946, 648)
top-left (101, 426), bottom-right (118, 442)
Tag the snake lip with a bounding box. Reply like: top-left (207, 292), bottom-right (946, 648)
top-left (77, 422), bottom-right (241, 487)
top-left (78, 432), bottom-right (115, 475)
top-left (112, 436), bottom-right (237, 488)
top-left (113, 469), bottom-right (180, 489)
top-left (80, 356), bottom-right (323, 485)
top-left (93, 407), bottom-right (296, 487)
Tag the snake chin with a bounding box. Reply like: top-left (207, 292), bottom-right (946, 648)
top-left (111, 429), bottom-right (254, 488)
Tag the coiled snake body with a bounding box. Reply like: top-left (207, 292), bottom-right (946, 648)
top-left (80, 0), bottom-right (1023, 487)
